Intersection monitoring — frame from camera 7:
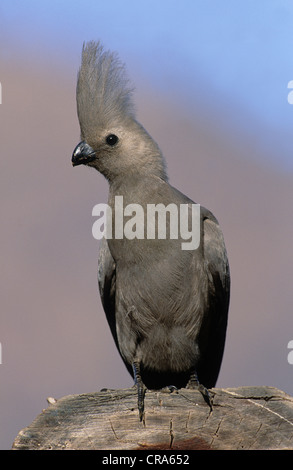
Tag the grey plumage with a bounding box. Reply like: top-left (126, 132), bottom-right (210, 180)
top-left (76, 42), bottom-right (135, 140)
top-left (72, 41), bottom-right (230, 419)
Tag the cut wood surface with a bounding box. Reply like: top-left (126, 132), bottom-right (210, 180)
top-left (12, 386), bottom-right (293, 450)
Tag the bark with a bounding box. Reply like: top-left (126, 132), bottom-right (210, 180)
top-left (12, 386), bottom-right (293, 450)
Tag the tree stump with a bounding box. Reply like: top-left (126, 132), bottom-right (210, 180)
top-left (12, 386), bottom-right (293, 450)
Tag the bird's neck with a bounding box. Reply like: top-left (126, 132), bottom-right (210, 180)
top-left (108, 172), bottom-right (161, 205)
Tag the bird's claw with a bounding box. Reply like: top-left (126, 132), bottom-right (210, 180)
top-left (186, 372), bottom-right (213, 412)
top-left (132, 361), bottom-right (146, 423)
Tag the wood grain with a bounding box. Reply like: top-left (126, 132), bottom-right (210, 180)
top-left (12, 386), bottom-right (293, 450)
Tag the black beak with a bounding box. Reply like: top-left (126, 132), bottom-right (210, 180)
top-left (72, 141), bottom-right (96, 167)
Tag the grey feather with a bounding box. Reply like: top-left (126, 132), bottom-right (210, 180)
top-left (72, 41), bottom-right (230, 415)
top-left (77, 41), bottom-right (135, 141)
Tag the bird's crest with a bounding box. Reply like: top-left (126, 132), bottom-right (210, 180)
top-left (76, 41), bottom-right (135, 140)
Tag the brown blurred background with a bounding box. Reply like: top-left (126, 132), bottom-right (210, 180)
top-left (1, 1), bottom-right (293, 449)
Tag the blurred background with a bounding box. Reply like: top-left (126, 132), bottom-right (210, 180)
top-left (1, 0), bottom-right (293, 449)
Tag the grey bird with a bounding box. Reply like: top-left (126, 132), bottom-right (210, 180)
top-left (72, 41), bottom-right (230, 421)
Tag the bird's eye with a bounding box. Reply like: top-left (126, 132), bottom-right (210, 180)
top-left (106, 134), bottom-right (119, 146)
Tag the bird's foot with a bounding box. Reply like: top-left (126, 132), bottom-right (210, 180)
top-left (186, 372), bottom-right (213, 412)
top-left (132, 361), bottom-right (146, 423)
top-left (137, 383), bottom-right (146, 423)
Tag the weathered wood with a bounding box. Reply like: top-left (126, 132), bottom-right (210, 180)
top-left (12, 386), bottom-right (293, 450)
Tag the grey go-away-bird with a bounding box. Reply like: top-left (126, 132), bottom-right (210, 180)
top-left (72, 41), bottom-right (230, 421)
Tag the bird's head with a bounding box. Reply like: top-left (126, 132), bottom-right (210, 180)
top-left (72, 41), bottom-right (167, 183)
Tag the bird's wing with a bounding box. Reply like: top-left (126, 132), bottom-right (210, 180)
top-left (98, 237), bottom-right (117, 342)
top-left (97, 237), bottom-right (134, 378)
top-left (197, 206), bottom-right (230, 388)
